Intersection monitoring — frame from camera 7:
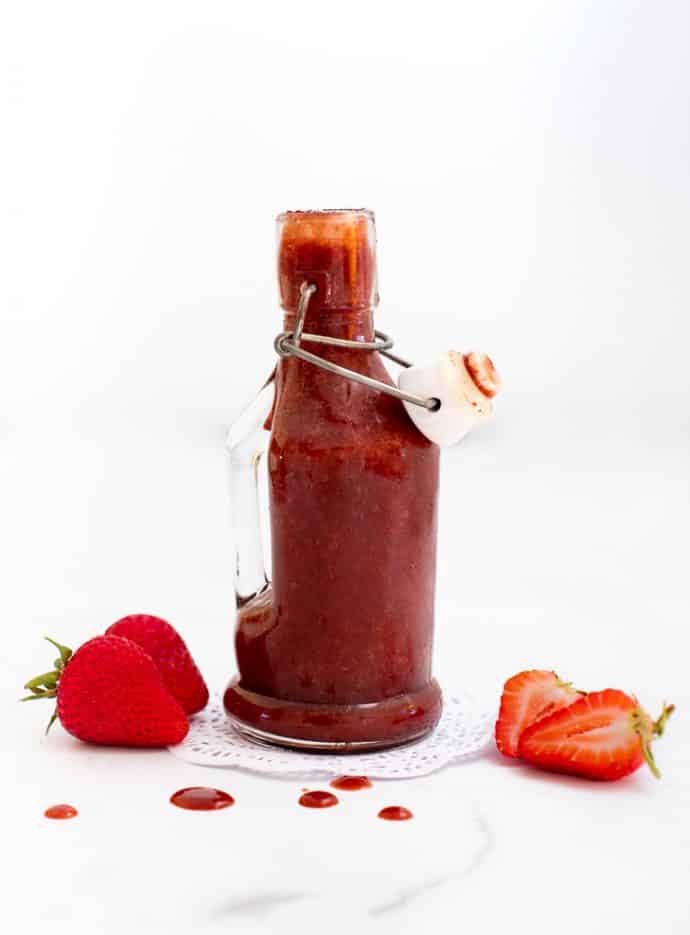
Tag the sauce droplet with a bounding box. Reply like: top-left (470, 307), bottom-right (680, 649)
top-left (330, 775), bottom-right (372, 791)
top-left (299, 790), bottom-right (339, 808)
top-left (378, 806), bottom-right (413, 821)
top-left (170, 787), bottom-right (235, 811)
top-left (44, 804), bottom-right (78, 820)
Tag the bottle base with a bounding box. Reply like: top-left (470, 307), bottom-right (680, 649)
top-left (223, 677), bottom-right (443, 752)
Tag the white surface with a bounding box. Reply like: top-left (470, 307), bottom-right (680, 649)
top-left (3, 2), bottom-right (690, 933)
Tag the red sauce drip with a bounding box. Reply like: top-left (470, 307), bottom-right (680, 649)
top-left (378, 806), bottom-right (413, 821)
top-left (299, 790), bottom-right (339, 809)
top-left (44, 804), bottom-right (78, 820)
top-left (330, 775), bottom-right (372, 791)
top-left (170, 787), bottom-right (235, 811)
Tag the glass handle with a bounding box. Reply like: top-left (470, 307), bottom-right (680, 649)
top-left (226, 373), bottom-right (274, 608)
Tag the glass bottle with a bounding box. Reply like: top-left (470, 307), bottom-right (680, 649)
top-left (224, 209), bottom-right (442, 749)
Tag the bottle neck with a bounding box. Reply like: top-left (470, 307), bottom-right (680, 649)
top-left (282, 307), bottom-right (375, 343)
top-left (276, 210), bottom-right (378, 344)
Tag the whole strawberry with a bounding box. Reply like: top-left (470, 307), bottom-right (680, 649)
top-left (22, 636), bottom-right (189, 747)
top-left (106, 614), bottom-right (208, 715)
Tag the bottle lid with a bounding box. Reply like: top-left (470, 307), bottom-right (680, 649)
top-left (398, 351), bottom-right (501, 446)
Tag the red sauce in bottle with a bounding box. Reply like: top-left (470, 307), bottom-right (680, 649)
top-left (44, 804), bottom-right (78, 820)
top-left (225, 210), bottom-right (442, 748)
top-left (330, 775), bottom-right (372, 791)
top-left (170, 787), bottom-right (235, 811)
top-left (299, 790), bottom-right (339, 808)
top-left (378, 806), bottom-right (413, 821)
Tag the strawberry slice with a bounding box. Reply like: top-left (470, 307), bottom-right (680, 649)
top-left (518, 689), bottom-right (674, 781)
top-left (495, 669), bottom-right (584, 757)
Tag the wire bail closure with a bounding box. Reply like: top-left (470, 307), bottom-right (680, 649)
top-left (274, 282), bottom-right (440, 412)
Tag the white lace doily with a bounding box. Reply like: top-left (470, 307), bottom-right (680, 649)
top-left (169, 691), bottom-right (495, 779)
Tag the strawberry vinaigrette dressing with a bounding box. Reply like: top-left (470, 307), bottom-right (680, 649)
top-left (44, 804), bottom-right (78, 820)
top-left (330, 775), bottom-right (372, 791)
top-left (378, 806), bottom-right (413, 821)
top-left (170, 787), bottom-right (235, 811)
top-left (224, 210), bottom-right (442, 749)
top-left (298, 790), bottom-right (339, 808)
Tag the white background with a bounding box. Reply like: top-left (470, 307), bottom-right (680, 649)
top-left (2, 2), bottom-right (689, 933)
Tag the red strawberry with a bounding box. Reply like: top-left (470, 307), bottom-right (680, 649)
top-left (518, 689), bottom-right (674, 781)
top-left (495, 669), bottom-right (584, 757)
top-left (106, 614), bottom-right (208, 715)
top-left (22, 636), bottom-right (189, 747)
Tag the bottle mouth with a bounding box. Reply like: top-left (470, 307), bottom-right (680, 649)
top-left (276, 208), bottom-right (379, 313)
top-left (276, 208), bottom-right (375, 223)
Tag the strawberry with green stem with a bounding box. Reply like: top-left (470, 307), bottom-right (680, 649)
top-left (22, 635), bottom-right (189, 747)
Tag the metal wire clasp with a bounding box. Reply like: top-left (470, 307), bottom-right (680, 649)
top-left (274, 282), bottom-right (440, 412)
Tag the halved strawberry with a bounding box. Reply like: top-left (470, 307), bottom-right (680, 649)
top-left (518, 689), bottom-right (674, 781)
top-left (495, 669), bottom-right (584, 757)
